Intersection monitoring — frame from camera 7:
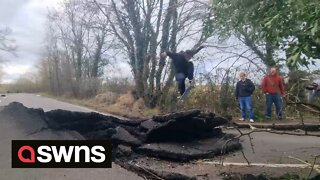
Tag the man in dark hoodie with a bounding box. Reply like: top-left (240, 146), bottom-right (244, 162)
top-left (160, 46), bottom-right (205, 96)
top-left (235, 72), bottom-right (255, 123)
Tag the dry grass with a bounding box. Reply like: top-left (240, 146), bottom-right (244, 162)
top-left (51, 91), bottom-right (160, 119)
top-left (104, 92), bottom-right (160, 118)
top-left (41, 86), bottom-right (320, 122)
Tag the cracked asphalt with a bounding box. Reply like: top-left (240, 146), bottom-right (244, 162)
top-left (0, 93), bottom-right (143, 180)
top-left (0, 93), bottom-right (319, 179)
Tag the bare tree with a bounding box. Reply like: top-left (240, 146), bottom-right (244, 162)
top-left (0, 27), bottom-right (16, 84)
top-left (94, 0), bottom-right (211, 107)
top-left (40, 0), bottom-right (114, 97)
top-left (0, 27), bottom-right (16, 54)
top-left (0, 66), bottom-right (4, 83)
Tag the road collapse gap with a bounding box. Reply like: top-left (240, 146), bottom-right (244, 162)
top-left (1, 102), bottom-right (240, 162)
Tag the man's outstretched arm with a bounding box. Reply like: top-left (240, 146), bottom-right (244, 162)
top-left (195, 45), bottom-right (206, 54)
top-left (160, 51), bottom-right (180, 59)
top-left (188, 45), bottom-right (206, 56)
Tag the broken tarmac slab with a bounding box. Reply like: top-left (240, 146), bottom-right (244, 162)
top-left (0, 102), bottom-right (48, 135)
top-left (141, 110), bottom-right (228, 142)
top-left (152, 109), bottom-right (201, 122)
top-left (116, 145), bottom-right (133, 157)
top-left (112, 127), bottom-right (142, 147)
top-left (0, 103), bottom-right (144, 180)
top-left (0, 102), bottom-right (240, 164)
top-left (85, 128), bottom-right (116, 139)
top-left (134, 135), bottom-right (241, 162)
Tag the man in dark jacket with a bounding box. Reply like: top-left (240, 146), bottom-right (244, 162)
top-left (235, 72), bottom-right (255, 122)
top-left (160, 46), bottom-right (205, 95)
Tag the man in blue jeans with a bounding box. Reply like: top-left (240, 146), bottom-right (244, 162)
top-left (235, 72), bottom-right (255, 123)
top-left (262, 67), bottom-right (286, 120)
top-left (160, 46), bottom-right (205, 95)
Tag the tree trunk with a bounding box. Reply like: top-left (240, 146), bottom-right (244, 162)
top-left (155, 0), bottom-right (176, 98)
top-left (92, 34), bottom-right (104, 78)
top-left (240, 30), bottom-right (276, 69)
top-left (159, 0), bottom-right (178, 104)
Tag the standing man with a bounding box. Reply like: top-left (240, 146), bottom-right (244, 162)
top-left (160, 46), bottom-right (205, 96)
top-left (261, 67), bottom-right (286, 120)
top-left (235, 72), bottom-right (255, 123)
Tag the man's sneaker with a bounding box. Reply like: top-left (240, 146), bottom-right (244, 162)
top-left (177, 95), bottom-right (185, 102)
top-left (239, 118), bottom-right (245, 121)
top-left (189, 80), bottom-right (195, 87)
top-left (249, 119), bottom-right (254, 123)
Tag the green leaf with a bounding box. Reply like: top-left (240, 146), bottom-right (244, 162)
top-left (264, 14), bottom-right (280, 28)
top-left (311, 21), bottom-right (318, 36)
top-left (288, 52), bottom-right (300, 65)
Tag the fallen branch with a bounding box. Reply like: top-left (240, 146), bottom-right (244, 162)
top-left (288, 156), bottom-right (320, 174)
top-left (201, 161), bottom-right (319, 168)
top-left (133, 163), bottom-right (165, 180)
top-left (220, 128), bottom-right (252, 165)
top-left (244, 129), bottom-right (320, 138)
top-left (308, 155), bottom-right (320, 179)
top-left (234, 122), bottom-right (320, 132)
top-left (220, 125), bottom-right (320, 167)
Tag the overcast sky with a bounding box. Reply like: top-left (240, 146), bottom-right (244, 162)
top-left (0, 0), bottom-right (266, 84)
top-left (0, 0), bottom-right (271, 85)
top-left (0, 0), bottom-right (137, 83)
top-left (0, 0), bottom-right (61, 83)
top-left (2, 0), bottom-right (316, 84)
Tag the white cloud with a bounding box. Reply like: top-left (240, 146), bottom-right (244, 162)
top-left (3, 64), bottom-right (31, 75)
top-left (104, 61), bottom-right (133, 80)
top-left (1, 64), bottom-right (32, 83)
top-left (0, 0), bottom-right (61, 83)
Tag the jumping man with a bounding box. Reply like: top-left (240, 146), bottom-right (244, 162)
top-left (160, 46), bottom-right (205, 96)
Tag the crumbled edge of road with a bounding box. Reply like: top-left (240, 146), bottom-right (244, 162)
top-left (1, 102), bottom-right (319, 180)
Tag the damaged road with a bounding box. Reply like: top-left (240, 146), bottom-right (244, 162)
top-left (0, 94), bottom-right (142, 180)
top-left (0, 94), bottom-right (240, 179)
top-left (1, 102), bottom-right (240, 163)
top-left (1, 94), bottom-right (319, 180)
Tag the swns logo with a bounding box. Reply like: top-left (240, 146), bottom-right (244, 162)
top-left (12, 140), bottom-right (112, 168)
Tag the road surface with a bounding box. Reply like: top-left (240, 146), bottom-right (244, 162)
top-left (0, 93), bottom-right (319, 179)
top-left (222, 129), bottom-right (320, 164)
top-left (0, 93), bottom-right (143, 180)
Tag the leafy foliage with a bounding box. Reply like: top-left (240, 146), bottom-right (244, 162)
top-left (209, 0), bottom-right (320, 68)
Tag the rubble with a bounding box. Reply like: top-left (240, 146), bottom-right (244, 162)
top-left (0, 102), bottom-right (47, 134)
top-left (117, 145), bottom-right (133, 157)
top-left (0, 102), bottom-right (240, 162)
top-left (111, 127), bottom-right (142, 147)
top-left (117, 160), bottom-right (197, 180)
top-left (135, 136), bottom-right (240, 161)
top-left (141, 111), bottom-right (227, 142)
